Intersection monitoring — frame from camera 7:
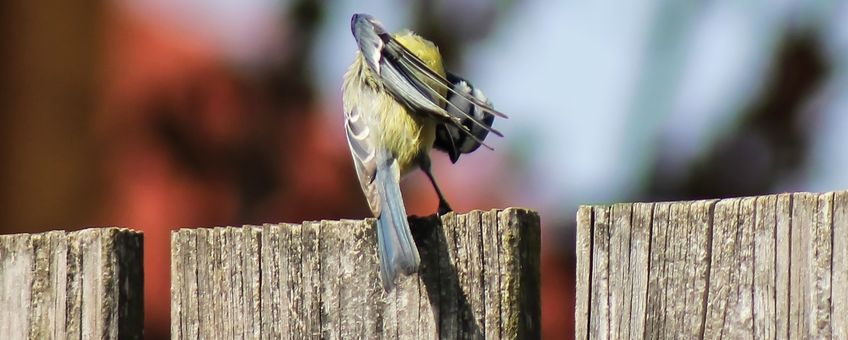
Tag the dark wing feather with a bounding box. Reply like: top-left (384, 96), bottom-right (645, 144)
top-left (383, 38), bottom-right (508, 120)
top-left (376, 40), bottom-right (499, 149)
top-left (434, 73), bottom-right (497, 163)
top-left (350, 14), bottom-right (505, 151)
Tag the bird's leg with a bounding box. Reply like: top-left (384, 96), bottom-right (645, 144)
top-left (418, 154), bottom-right (453, 215)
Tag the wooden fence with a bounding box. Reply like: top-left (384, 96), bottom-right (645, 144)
top-left (0, 208), bottom-right (540, 339)
top-left (171, 208), bottom-right (540, 339)
top-left (576, 190), bottom-right (848, 339)
top-left (0, 228), bottom-right (143, 339)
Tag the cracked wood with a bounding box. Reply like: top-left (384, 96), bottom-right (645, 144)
top-left (0, 228), bottom-right (143, 339)
top-left (170, 208), bottom-right (540, 339)
top-left (576, 190), bottom-right (848, 339)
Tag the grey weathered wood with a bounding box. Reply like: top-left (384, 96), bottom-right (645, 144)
top-left (0, 228), bottom-right (143, 339)
top-left (589, 206), bottom-right (610, 340)
top-left (575, 206), bottom-right (593, 340)
top-left (608, 203), bottom-right (631, 339)
top-left (171, 208), bottom-right (540, 339)
top-left (628, 203), bottom-right (652, 337)
top-left (775, 193), bottom-right (791, 338)
top-left (576, 190), bottom-right (848, 339)
top-left (754, 195), bottom-right (777, 339)
top-left (833, 191), bottom-right (848, 338)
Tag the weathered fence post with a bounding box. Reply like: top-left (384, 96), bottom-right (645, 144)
top-left (171, 208), bottom-right (540, 339)
top-left (0, 228), bottom-right (144, 339)
top-left (576, 190), bottom-right (848, 339)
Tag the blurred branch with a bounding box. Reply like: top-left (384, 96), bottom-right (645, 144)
top-left (410, 0), bottom-right (511, 70)
top-left (647, 33), bottom-right (829, 200)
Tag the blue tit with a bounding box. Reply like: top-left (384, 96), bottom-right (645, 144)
top-left (342, 13), bottom-right (506, 291)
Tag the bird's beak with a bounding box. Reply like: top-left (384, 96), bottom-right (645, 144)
top-left (351, 13), bottom-right (388, 75)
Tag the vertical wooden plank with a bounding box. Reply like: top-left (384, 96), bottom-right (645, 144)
top-left (627, 203), bottom-right (652, 338)
top-left (575, 206), bottom-right (593, 340)
top-left (382, 219), bottom-right (401, 340)
top-left (753, 195), bottom-right (777, 339)
top-left (703, 198), bottom-right (741, 338)
top-left (589, 205), bottom-right (611, 339)
top-left (175, 229), bottom-right (198, 340)
top-left (454, 212), bottom-right (471, 339)
top-left (446, 210), bottom-right (486, 339)
top-left (336, 220), bottom-right (355, 339)
top-left (397, 216), bottom-right (433, 340)
top-left (608, 203), bottom-right (632, 339)
top-left (727, 197), bottom-right (755, 338)
top-left (682, 200), bottom-right (715, 338)
top-left (644, 202), bottom-right (670, 338)
top-left (261, 223), bottom-right (282, 339)
top-left (413, 215), bottom-right (440, 340)
top-left (80, 230), bottom-right (102, 339)
top-left (218, 228), bottom-right (236, 340)
top-left (395, 258), bottom-right (421, 340)
top-left (833, 191), bottom-right (848, 338)
top-left (194, 229), bottom-right (213, 338)
top-left (790, 192), bottom-right (816, 338)
top-left (465, 210), bottom-right (486, 338)
top-left (497, 208), bottom-right (541, 339)
top-left (50, 231), bottom-right (69, 339)
top-left (401, 216), bottom-right (425, 340)
top-left (775, 193), bottom-right (792, 338)
top-left (301, 222), bottom-right (321, 339)
top-left (113, 229), bottom-right (144, 339)
top-left (0, 234), bottom-right (33, 339)
top-left (277, 224), bottom-right (295, 339)
top-left (337, 220), bottom-right (375, 339)
top-left (481, 209), bottom-right (501, 340)
top-left (439, 212), bottom-right (459, 340)
top-left (29, 232), bottom-right (55, 339)
top-left (813, 193), bottom-right (833, 337)
top-left (360, 219), bottom-right (384, 340)
top-left (287, 223), bottom-right (305, 338)
top-left (171, 231), bottom-right (187, 340)
top-left (207, 228), bottom-right (225, 339)
top-left (661, 201), bottom-right (689, 336)
top-left (320, 220), bottom-right (342, 340)
top-left (65, 231), bottom-right (83, 338)
top-left (84, 228), bottom-right (140, 339)
top-left (244, 226), bottom-right (263, 339)
top-left (228, 227), bottom-right (247, 338)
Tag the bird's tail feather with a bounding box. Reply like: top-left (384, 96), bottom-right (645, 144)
top-left (375, 160), bottom-right (420, 291)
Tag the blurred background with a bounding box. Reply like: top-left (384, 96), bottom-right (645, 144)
top-left (2, 0), bottom-right (848, 338)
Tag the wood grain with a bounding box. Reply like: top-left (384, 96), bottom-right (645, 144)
top-left (0, 228), bottom-right (143, 339)
top-left (576, 191), bottom-right (848, 339)
top-left (171, 208), bottom-right (540, 339)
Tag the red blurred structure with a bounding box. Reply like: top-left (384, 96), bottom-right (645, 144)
top-left (0, 2), bottom-right (575, 339)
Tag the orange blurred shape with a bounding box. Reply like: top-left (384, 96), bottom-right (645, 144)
top-left (99, 6), bottom-right (242, 339)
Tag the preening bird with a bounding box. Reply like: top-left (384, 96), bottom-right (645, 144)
top-left (342, 13), bottom-right (506, 291)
